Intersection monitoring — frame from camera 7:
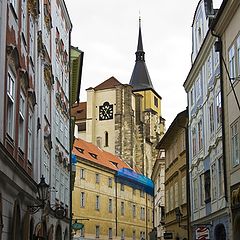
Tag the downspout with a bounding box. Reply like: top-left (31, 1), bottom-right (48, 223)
top-left (115, 177), bottom-right (118, 237)
top-left (69, 28), bottom-right (73, 240)
top-left (146, 193), bottom-right (148, 240)
top-left (210, 30), bottom-right (228, 203)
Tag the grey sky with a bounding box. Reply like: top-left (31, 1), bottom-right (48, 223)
top-left (65, 0), bottom-right (222, 128)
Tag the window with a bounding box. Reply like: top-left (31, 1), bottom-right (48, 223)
top-left (21, 0), bottom-right (27, 38)
top-left (132, 230), bottom-right (136, 240)
top-left (200, 174), bottom-right (205, 206)
top-left (231, 121), bottom-right (239, 166)
top-left (7, 70), bottom-right (15, 139)
top-left (193, 179), bottom-right (198, 210)
top-left (195, 77), bottom-right (201, 99)
top-left (28, 110), bottom-right (33, 163)
top-left (19, 90), bottom-right (26, 151)
top-left (170, 186), bottom-right (173, 210)
top-left (132, 204), bottom-right (136, 218)
top-left (80, 192), bottom-right (85, 208)
top-left (96, 173), bottom-right (100, 184)
top-left (207, 55), bottom-right (213, 79)
top-left (80, 168), bottom-right (85, 179)
top-left (55, 167), bottom-right (60, 200)
top-left (140, 231), bottom-right (145, 240)
top-left (229, 45), bottom-right (236, 81)
top-left (216, 91), bottom-right (222, 128)
top-left (237, 36), bottom-right (240, 76)
top-left (140, 207), bottom-right (145, 220)
top-left (96, 137), bottom-right (102, 148)
top-left (121, 201), bottom-right (124, 215)
top-left (133, 188), bottom-right (136, 195)
top-left (96, 195), bottom-right (100, 210)
top-left (211, 162), bottom-right (217, 200)
top-left (108, 199), bottom-right (112, 213)
top-left (105, 131), bottom-right (109, 147)
top-left (29, 16), bottom-right (35, 61)
top-left (190, 88), bottom-right (194, 107)
top-left (181, 176), bottom-right (186, 204)
top-left (96, 226), bottom-right (100, 238)
top-left (204, 170), bottom-right (211, 202)
top-left (218, 157), bottom-right (224, 197)
top-left (10, 0), bottom-right (17, 12)
top-left (108, 177), bottom-right (112, 188)
top-left (108, 228), bottom-right (112, 239)
top-left (192, 127), bottom-right (197, 156)
top-left (154, 96), bottom-right (158, 107)
top-left (121, 229), bottom-right (125, 240)
top-left (174, 182), bottom-right (178, 208)
top-left (198, 119), bottom-right (203, 150)
top-left (120, 184), bottom-right (124, 191)
top-left (140, 190), bottom-right (144, 198)
top-left (166, 190), bottom-right (169, 212)
top-left (209, 103), bottom-right (215, 136)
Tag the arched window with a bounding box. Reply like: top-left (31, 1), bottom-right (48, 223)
top-left (105, 131), bottom-right (109, 147)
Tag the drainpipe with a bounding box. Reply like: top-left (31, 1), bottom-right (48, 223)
top-left (115, 177), bottom-right (118, 237)
top-left (210, 30), bottom-right (228, 203)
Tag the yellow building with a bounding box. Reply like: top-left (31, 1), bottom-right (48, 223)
top-left (157, 110), bottom-right (188, 240)
top-left (72, 138), bottom-right (154, 239)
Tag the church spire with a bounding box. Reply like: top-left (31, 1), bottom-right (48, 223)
top-left (129, 18), bottom-right (154, 91)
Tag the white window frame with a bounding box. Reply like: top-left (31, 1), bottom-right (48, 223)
top-left (19, 89), bottom-right (26, 151)
top-left (216, 91), bottom-right (222, 128)
top-left (7, 69), bottom-right (15, 139)
top-left (27, 109), bottom-right (33, 163)
top-left (231, 121), bottom-right (239, 167)
top-left (229, 45), bottom-right (236, 81)
top-left (80, 192), bottom-right (85, 208)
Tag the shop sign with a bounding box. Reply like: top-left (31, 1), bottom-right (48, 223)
top-left (196, 226), bottom-right (210, 240)
top-left (164, 232), bottom-right (173, 239)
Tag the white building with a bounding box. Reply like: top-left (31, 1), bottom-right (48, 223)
top-left (0, 0), bottom-right (72, 239)
top-left (184, 0), bottom-right (229, 239)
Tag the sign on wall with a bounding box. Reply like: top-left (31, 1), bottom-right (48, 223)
top-left (196, 226), bottom-right (210, 240)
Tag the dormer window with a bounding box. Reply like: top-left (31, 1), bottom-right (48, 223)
top-left (89, 152), bottom-right (97, 159)
top-left (75, 147), bottom-right (84, 154)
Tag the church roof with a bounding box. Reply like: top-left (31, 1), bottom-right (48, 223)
top-left (129, 18), bottom-right (154, 91)
top-left (94, 76), bottom-right (122, 91)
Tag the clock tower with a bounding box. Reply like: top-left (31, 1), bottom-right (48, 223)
top-left (73, 18), bottom-right (165, 177)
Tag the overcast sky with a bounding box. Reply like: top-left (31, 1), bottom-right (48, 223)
top-left (64, 0), bottom-right (222, 128)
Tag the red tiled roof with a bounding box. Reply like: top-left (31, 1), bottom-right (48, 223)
top-left (71, 102), bottom-right (87, 121)
top-left (73, 138), bottom-right (131, 171)
top-left (94, 76), bottom-right (122, 91)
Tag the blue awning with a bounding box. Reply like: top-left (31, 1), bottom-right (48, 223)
top-left (116, 168), bottom-right (154, 195)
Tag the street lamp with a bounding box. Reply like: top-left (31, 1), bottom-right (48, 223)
top-left (28, 175), bottom-right (49, 214)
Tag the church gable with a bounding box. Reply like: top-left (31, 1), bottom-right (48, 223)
top-left (94, 76), bottom-right (123, 91)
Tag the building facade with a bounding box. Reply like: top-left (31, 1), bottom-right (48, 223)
top-left (151, 149), bottom-right (165, 240)
top-left (73, 19), bottom-right (165, 178)
top-left (72, 138), bottom-right (154, 240)
top-left (0, 0), bottom-right (72, 239)
top-left (211, 0), bottom-right (240, 239)
top-left (157, 110), bottom-right (188, 240)
top-left (184, 0), bottom-right (229, 239)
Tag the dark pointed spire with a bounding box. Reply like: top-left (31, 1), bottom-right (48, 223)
top-left (129, 18), bottom-right (154, 91)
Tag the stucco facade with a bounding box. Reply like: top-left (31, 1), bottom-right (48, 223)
top-left (0, 0), bottom-right (72, 239)
top-left (184, 1), bottom-right (229, 239)
top-left (72, 138), bottom-right (154, 240)
top-left (211, 1), bottom-right (240, 239)
top-left (157, 110), bottom-right (188, 240)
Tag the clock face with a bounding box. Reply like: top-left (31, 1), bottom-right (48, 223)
top-left (99, 102), bottom-right (113, 120)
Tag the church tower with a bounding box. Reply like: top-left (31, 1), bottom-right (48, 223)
top-left (73, 18), bottom-right (165, 177)
top-left (129, 18), bottom-right (165, 177)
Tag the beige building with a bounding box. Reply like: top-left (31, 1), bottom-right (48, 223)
top-left (72, 138), bottom-right (154, 239)
top-left (72, 19), bottom-right (165, 178)
top-left (151, 149), bottom-right (165, 240)
top-left (157, 110), bottom-right (188, 240)
top-left (211, 1), bottom-right (240, 239)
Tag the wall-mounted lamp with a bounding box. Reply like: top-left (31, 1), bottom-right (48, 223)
top-left (28, 175), bottom-right (49, 214)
